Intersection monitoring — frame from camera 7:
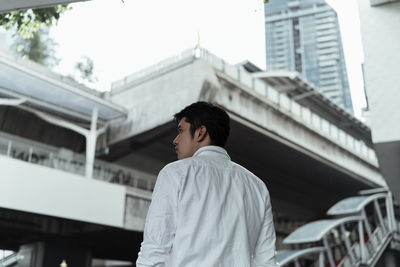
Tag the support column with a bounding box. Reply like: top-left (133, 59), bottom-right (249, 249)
top-left (31, 106), bottom-right (106, 179)
top-left (340, 224), bottom-right (356, 264)
top-left (386, 192), bottom-right (396, 232)
top-left (318, 251), bottom-right (325, 267)
top-left (1, 100), bottom-right (112, 179)
top-left (362, 209), bottom-right (374, 252)
top-left (85, 107), bottom-right (98, 178)
top-left (359, 220), bottom-right (367, 262)
top-left (322, 236), bottom-right (335, 267)
top-left (374, 199), bottom-right (385, 234)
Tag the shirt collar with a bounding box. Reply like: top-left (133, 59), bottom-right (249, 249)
top-left (193, 145), bottom-right (231, 160)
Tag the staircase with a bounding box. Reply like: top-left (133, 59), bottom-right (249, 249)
top-left (277, 188), bottom-right (400, 267)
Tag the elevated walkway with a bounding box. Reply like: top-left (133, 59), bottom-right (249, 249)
top-left (0, 131), bottom-right (153, 231)
top-left (108, 48), bottom-right (386, 221)
top-left (0, 131), bottom-right (155, 191)
top-left (277, 189), bottom-right (400, 266)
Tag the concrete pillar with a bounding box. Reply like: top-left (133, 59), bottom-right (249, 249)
top-left (85, 107), bottom-right (98, 178)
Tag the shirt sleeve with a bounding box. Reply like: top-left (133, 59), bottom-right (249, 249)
top-left (136, 167), bottom-right (179, 267)
top-left (252, 190), bottom-right (279, 267)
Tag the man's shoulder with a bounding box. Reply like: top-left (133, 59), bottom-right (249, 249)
top-left (160, 155), bottom-right (223, 176)
top-left (161, 157), bottom-right (194, 174)
top-left (231, 161), bottom-right (269, 191)
top-left (230, 161), bottom-right (257, 178)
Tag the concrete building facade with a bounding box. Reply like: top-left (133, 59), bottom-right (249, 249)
top-left (264, 0), bottom-right (353, 113)
top-left (357, 0), bottom-right (400, 203)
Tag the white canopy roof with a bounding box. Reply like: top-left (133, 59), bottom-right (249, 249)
top-left (283, 216), bottom-right (361, 244)
top-left (327, 193), bottom-right (388, 216)
top-left (0, 51), bottom-right (126, 124)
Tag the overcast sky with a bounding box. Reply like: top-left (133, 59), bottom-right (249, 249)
top-left (50, 0), bottom-right (266, 87)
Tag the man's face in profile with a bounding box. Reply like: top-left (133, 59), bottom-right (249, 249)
top-left (173, 118), bottom-right (198, 160)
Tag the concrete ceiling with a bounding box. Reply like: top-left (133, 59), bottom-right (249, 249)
top-left (0, 0), bottom-right (89, 13)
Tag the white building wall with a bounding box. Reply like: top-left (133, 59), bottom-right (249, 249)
top-left (358, 0), bottom-right (400, 143)
top-left (0, 155), bottom-right (126, 227)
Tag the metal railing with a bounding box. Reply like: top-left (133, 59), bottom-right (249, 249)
top-left (0, 132), bottom-right (155, 191)
top-left (0, 252), bottom-right (17, 267)
top-left (277, 191), bottom-right (400, 267)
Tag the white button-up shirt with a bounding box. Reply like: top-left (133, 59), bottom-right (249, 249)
top-left (136, 146), bottom-right (277, 267)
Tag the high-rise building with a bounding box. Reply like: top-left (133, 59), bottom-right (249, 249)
top-left (264, 0), bottom-right (353, 113)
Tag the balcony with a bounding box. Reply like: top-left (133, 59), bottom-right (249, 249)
top-left (0, 131), bottom-right (155, 191)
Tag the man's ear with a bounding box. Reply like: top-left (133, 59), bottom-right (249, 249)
top-left (196, 125), bottom-right (208, 142)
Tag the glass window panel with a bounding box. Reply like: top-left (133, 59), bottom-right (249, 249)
top-left (339, 130), bottom-right (346, 144)
top-left (225, 64), bottom-right (238, 79)
top-left (291, 101), bottom-right (301, 117)
top-left (212, 56), bottom-right (224, 71)
top-left (268, 87), bottom-right (279, 104)
top-left (330, 124), bottom-right (339, 140)
top-left (301, 107), bottom-right (311, 124)
top-left (254, 79), bottom-right (266, 96)
top-left (241, 71), bottom-right (253, 89)
top-left (360, 142), bottom-right (368, 158)
top-left (354, 139), bottom-right (361, 154)
top-left (321, 119), bottom-right (330, 135)
top-left (280, 94), bottom-right (290, 111)
top-left (312, 113), bottom-right (321, 129)
top-left (346, 134), bottom-right (355, 150)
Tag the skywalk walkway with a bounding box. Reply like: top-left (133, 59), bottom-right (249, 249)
top-left (0, 131), bottom-right (155, 191)
top-left (277, 189), bottom-right (400, 266)
top-left (0, 130), bottom-right (154, 233)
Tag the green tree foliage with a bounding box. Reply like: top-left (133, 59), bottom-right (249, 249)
top-left (0, 6), bottom-right (69, 39)
top-left (0, 6), bottom-right (68, 68)
top-left (12, 28), bottom-right (60, 68)
top-left (75, 56), bottom-right (97, 83)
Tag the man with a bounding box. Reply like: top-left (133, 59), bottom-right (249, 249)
top-left (136, 102), bottom-right (277, 267)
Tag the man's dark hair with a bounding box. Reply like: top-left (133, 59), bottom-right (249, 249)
top-left (174, 102), bottom-right (230, 147)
